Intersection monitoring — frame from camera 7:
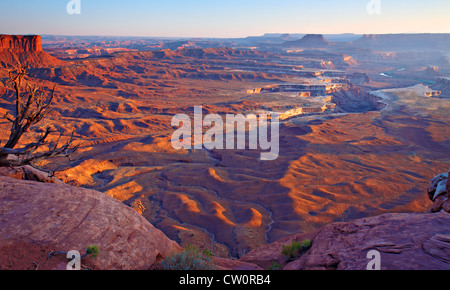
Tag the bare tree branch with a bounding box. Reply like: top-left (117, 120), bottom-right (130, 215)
top-left (3, 112), bottom-right (14, 123)
top-left (0, 66), bottom-right (79, 168)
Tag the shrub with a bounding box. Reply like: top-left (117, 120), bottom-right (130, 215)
top-left (161, 245), bottom-right (215, 270)
top-left (202, 249), bottom-right (213, 257)
top-left (268, 261), bottom-right (283, 270)
top-left (281, 239), bottom-right (311, 260)
top-left (301, 239), bottom-right (311, 249)
top-left (86, 245), bottom-right (99, 258)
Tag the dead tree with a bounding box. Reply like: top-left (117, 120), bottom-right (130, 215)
top-left (0, 65), bottom-right (79, 167)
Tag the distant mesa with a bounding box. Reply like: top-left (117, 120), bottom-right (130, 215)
top-left (280, 33), bottom-right (450, 51)
top-left (421, 66), bottom-right (443, 77)
top-left (352, 33), bottom-right (450, 50)
top-left (432, 77), bottom-right (450, 95)
top-left (0, 34), bottom-right (65, 69)
top-left (284, 34), bottom-right (332, 48)
top-left (0, 34), bottom-right (43, 52)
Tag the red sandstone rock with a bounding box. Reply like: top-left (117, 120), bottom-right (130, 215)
top-left (242, 212), bottom-right (450, 270)
top-left (302, 212), bottom-right (450, 270)
top-left (0, 35), bottom-right (43, 52)
top-left (0, 176), bottom-right (181, 270)
top-left (428, 171), bottom-right (449, 213)
top-left (0, 34), bottom-right (65, 68)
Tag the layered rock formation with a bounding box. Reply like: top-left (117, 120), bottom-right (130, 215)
top-left (0, 34), bottom-right (64, 69)
top-left (284, 34), bottom-right (332, 48)
top-left (0, 35), bottom-right (43, 52)
top-left (241, 172), bottom-right (450, 270)
top-left (0, 175), bottom-right (180, 270)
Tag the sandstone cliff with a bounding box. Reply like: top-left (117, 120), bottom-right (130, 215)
top-left (0, 34), bottom-right (65, 69)
top-left (0, 35), bottom-right (43, 52)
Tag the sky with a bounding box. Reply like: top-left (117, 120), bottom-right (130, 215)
top-left (0, 0), bottom-right (449, 38)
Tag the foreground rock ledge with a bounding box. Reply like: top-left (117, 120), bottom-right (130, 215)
top-left (0, 176), bottom-right (180, 270)
top-left (241, 212), bottom-right (450, 270)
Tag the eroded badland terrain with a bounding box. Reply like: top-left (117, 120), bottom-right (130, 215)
top-left (1, 33), bottom-right (449, 260)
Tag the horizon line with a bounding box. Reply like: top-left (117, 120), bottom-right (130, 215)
top-left (3, 32), bottom-right (450, 40)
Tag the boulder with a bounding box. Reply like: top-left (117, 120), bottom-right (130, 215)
top-left (427, 170), bottom-right (449, 213)
top-left (0, 176), bottom-right (180, 270)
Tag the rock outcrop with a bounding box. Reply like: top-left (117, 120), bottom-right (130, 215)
top-left (0, 35), bottom-right (43, 52)
top-left (241, 171), bottom-right (450, 270)
top-left (298, 212), bottom-right (450, 270)
top-left (0, 176), bottom-right (180, 270)
top-left (428, 170), bottom-right (450, 213)
top-left (0, 34), bottom-right (65, 69)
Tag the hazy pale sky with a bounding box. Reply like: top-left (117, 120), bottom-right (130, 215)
top-left (0, 0), bottom-right (449, 37)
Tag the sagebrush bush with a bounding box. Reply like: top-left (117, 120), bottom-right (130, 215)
top-left (281, 239), bottom-right (311, 260)
top-left (86, 245), bottom-right (99, 258)
top-left (161, 245), bottom-right (215, 270)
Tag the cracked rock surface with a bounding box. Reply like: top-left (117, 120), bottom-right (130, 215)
top-left (0, 176), bottom-right (180, 270)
